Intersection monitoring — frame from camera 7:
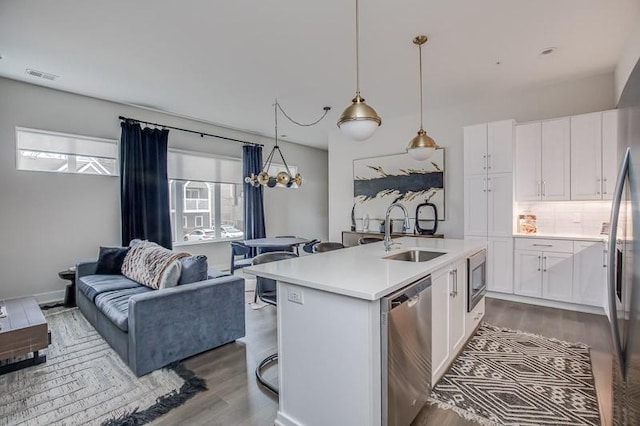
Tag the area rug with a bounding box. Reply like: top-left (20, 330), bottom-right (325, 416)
top-left (0, 308), bottom-right (206, 426)
top-left (429, 323), bottom-right (600, 426)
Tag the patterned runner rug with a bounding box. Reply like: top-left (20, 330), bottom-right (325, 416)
top-left (0, 308), bottom-right (206, 426)
top-left (430, 323), bottom-right (600, 426)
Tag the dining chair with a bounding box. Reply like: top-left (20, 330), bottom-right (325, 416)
top-left (252, 251), bottom-right (299, 395)
top-left (230, 241), bottom-right (253, 274)
top-left (313, 242), bottom-right (345, 253)
top-left (302, 239), bottom-right (320, 253)
top-left (358, 237), bottom-right (383, 245)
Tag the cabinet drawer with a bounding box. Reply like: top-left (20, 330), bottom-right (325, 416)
top-left (465, 297), bottom-right (485, 339)
top-left (514, 238), bottom-right (573, 253)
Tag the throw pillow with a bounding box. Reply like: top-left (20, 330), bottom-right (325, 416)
top-left (121, 241), bottom-right (190, 289)
top-left (96, 246), bottom-right (130, 275)
top-left (159, 260), bottom-right (182, 289)
top-left (178, 255), bottom-right (208, 285)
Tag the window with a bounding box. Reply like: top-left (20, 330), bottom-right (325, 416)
top-left (16, 127), bottom-right (117, 175)
top-left (169, 150), bottom-right (244, 244)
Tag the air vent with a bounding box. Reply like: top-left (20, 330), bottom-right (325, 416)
top-left (25, 68), bottom-right (59, 81)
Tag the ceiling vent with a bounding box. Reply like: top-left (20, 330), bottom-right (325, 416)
top-left (25, 68), bottom-right (59, 81)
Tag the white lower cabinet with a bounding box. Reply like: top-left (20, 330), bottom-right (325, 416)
top-left (488, 237), bottom-right (513, 293)
top-left (573, 241), bottom-right (607, 306)
top-left (431, 260), bottom-right (467, 384)
top-left (541, 252), bottom-right (573, 302)
top-left (465, 297), bottom-right (485, 341)
top-left (513, 237), bottom-right (606, 310)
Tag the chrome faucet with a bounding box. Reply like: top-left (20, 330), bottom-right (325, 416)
top-left (384, 203), bottom-right (410, 252)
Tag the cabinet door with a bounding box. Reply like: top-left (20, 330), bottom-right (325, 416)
top-left (602, 110), bottom-right (619, 200)
top-left (541, 252), bottom-right (573, 302)
top-left (463, 123), bottom-right (488, 176)
top-left (431, 268), bottom-right (450, 383)
top-left (571, 113), bottom-right (602, 200)
top-left (449, 261), bottom-right (466, 355)
top-left (487, 120), bottom-right (514, 174)
top-left (541, 118), bottom-right (571, 200)
top-left (464, 175), bottom-right (488, 237)
top-left (515, 123), bottom-right (541, 201)
top-left (514, 250), bottom-right (542, 297)
top-left (488, 237), bottom-right (514, 294)
top-left (487, 173), bottom-right (513, 237)
top-left (573, 241), bottom-right (606, 306)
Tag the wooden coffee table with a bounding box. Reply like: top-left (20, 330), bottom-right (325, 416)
top-left (0, 297), bottom-right (49, 375)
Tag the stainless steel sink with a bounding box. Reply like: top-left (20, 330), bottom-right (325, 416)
top-left (383, 250), bottom-right (446, 262)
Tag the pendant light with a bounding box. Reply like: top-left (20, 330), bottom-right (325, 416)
top-left (337, 0), bottom-right (382, 141)
top-left (406, 35), bottom-right (440, 161)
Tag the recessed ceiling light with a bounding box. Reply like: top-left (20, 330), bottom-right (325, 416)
top-left (540, 47), bottom-right (556, 56)
top-left (25, 68), bottom-right (59, 81)
top-left (281, 134), bottom-right (288, 138)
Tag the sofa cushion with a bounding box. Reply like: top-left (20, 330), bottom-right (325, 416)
top-left (78, 274), bottom-right (141, 302)
top-left (179, 255), bottom-right (208, 285)
top-left (96, 246), bottom-right (130, 275)
top-left (94, 286), bottom-right (152, 332)
top-left (121, 241), bottom-right (190, 289)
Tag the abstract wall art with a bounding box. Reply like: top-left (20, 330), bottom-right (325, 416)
top-left (352, 151), bottom-right (445, 227)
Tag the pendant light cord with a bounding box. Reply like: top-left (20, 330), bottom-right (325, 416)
top-left (355, 0), bottom-right (360, 96)
top-left (276, 102), bottom-right (330, 127)
top-left (419, 42), bottom-right (424, 130)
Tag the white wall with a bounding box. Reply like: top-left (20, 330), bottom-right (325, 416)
top-left (0, 77), bottom-right (328, 303)
top-left (616, 14), bottom-right (640, 104)
top-left (328, 72), bottom-right (615, 242)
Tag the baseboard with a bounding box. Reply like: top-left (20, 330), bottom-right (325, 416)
top-left (487, 292), bottom-right (605, 316)
top-left (275, 411), bottom-right (301, 426)
top-left (32, 290), bottom-right (65, 306)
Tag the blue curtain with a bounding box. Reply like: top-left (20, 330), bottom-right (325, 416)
top-left (120, 121), bottom-right (172, 249)
top-left (243, 144), bottom-right (266, 254)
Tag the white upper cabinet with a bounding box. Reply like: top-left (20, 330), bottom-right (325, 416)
top-left (571, 113), bottom-right (603, 200)
top-left (570, 110), bottom-right (619, 200)
top-left (463, 123), bottom-right (488, 176)
top-left (515, 119), bottom-right (570, 201)
top-left (541, 118), bottom-right (571, 200)
top-left (464, 120), bottom-right (514, 176)
top-left (602, 110), bottom-right (619, 200)
top-left (487, 120), bottom-right (514, 174)
top-left (515, 122), bottom-right (542, 201)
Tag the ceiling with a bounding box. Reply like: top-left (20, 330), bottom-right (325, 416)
top-left (1, 0), bottom-right (638, 149)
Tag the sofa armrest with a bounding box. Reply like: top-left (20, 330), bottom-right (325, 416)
top-left (127, 275), bottom-right (245, 376)
top-left (76, 260), bottom-right (98, 280)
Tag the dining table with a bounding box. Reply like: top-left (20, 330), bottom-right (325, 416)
top-left (243, 237), bottom-right (309, 253)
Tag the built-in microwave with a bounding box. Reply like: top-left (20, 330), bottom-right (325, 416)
top-left (467, 249), bottom-right (487, 312)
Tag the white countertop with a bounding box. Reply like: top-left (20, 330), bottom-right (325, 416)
top-left (243, 237), bottom-right (486, 301)
top-left (512, 233), bottom-right (608, 242)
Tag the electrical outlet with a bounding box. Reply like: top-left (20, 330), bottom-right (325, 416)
top-left (287, 287), bottom-right (304, 305)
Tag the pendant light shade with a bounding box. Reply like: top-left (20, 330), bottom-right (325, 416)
top-left (338, 0), bottom-right (381, 141)
top-left (407, 35), bottom-right (439, 161)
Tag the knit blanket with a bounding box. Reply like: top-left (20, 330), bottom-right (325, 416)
top-left (121, 241), bottom-right (190, 289)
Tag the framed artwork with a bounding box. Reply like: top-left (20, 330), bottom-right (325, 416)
top-left (352, 151), bottom-right (445, 227)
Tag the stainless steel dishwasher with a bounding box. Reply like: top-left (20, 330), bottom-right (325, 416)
top-left (381, 275), bottom-right (432, 426)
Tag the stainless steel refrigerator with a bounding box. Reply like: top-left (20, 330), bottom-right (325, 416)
top-left (608, 59), bottom-right (640, 426)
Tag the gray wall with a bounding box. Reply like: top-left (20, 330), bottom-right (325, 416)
top-left (0, 77), bottom-right (328, 303)
top-left (328, 72), bottom-right (616, 241)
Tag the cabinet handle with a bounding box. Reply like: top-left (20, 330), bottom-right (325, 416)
top-left (596, 177), bottom-right (601, 195)
top-left (538, 255), bottom-right (541, 271)
top-left (483, 154), bottom-right (487, 170)
top-left (543, 256), bottom-right (547, 272)
top-left (532, 244), bottom-right (553, 247)
top-left (537, 181), bottom-right (541, 197)
top-left (449, 270), bottom-right (458, 297)
top-left (603, 178), bottom-right (608, 195)
top-left (542, 181), bottom-right (546, 197)
top-left (487, 178), bottom-right (492, 192)
top-left (603, 249), bottom-right (608, 268)
top-left (487, 154), bottom-right (492, 170)
top-left (483, 179), bottom-right (487, 193)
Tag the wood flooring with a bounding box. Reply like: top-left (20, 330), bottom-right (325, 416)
top-left (152, 285), bottom-right (613, 426)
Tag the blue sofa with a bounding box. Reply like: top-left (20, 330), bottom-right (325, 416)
top-left (76, 255), bottom-right (245, 376)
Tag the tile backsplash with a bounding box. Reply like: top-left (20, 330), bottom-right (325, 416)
top-left (515, 201), bottom-right (611, 236)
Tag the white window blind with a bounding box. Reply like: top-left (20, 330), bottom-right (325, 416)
top-left (168, 150), bottom-right (242, 184)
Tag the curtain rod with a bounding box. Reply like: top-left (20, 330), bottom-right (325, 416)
top-left (118, 115), bottom-right (263, 147)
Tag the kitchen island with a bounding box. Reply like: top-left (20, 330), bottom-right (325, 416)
top-left (244, 237), bottom-right (486, 426)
